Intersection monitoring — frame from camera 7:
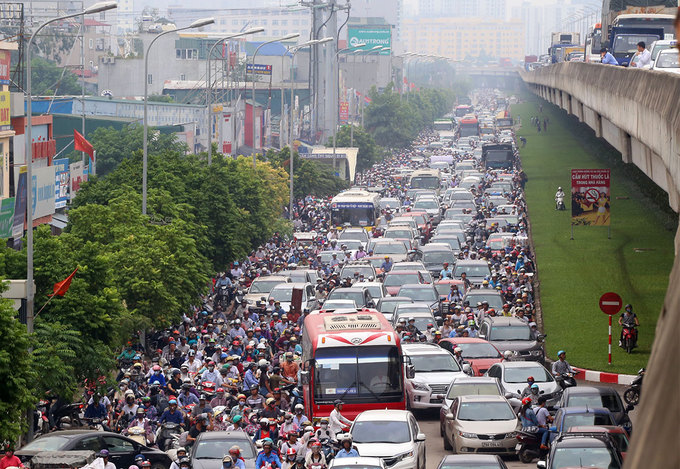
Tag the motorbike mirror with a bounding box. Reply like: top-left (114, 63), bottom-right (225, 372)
top-left (300, 371), bottom-right (310, 385)
top-left (406, 364), bottom-right (416, 379)
top-left (537, 462), bottom-right (547, 469)
top-left (416, 432), bottom-right (427, 442)
top-left (505, 392), bottom-right (515, 399)
top-left (626, 404), bottom-right (634, 412)
top-left (445, 412), bottom-right (454, 420)
top-left (462, 363), bottom-right (472, 375)
top-left (539, 390), bottom-right (545, 394)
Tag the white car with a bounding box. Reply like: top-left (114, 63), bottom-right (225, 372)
top-left (485, 360), bottom-right (562, 407)
top-left (402, 343), bottom-right (469, 409)
top-left (443, 395), bottom-right (520, 455)
top-left (652, 48), bottom-right (680, 74)
top-left (350, 410), bottom-right (426, 469)
top-left (328, 456), bottom-right (385, 469)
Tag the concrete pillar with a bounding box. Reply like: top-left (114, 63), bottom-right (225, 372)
top-left (566, 94), bottom-right (572, 115)
top-left (595, 113), bottom-right (602, 138)
top-left (620, 129), bottom-right (632, 164)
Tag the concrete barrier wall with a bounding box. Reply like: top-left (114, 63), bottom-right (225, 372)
top-left (520, 62), bottom-right (680, 212)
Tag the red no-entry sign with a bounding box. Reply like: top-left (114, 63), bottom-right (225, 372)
top-left (599, 292), bottom-right (623, 315)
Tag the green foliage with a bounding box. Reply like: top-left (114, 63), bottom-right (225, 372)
top-left (363, 84), bottom-right (456, 149)
top-left (0, 292), bottom-right (37, 442)
top-left (148, 94), bottom-right (174, 103)
top-left (31, 57), bottom-right (81, 96)
top-left (266, 148), bottom-right (348, 198)
top-left (331, 125), bottom-right (383, 172)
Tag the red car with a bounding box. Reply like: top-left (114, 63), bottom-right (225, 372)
top-left (439, 337), bottom-right (503, 376)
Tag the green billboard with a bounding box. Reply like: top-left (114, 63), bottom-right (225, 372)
top-left (348, 26), bottom-right (391, 55)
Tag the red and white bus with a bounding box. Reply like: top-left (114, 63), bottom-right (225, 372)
top-left (454, 104), bottom-right (473, 118)
top-left (458, 115), bottom-right (479, 138)
top-left (301, 311), bottom-right (406, 421)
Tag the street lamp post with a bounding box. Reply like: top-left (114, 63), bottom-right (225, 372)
top-left (143, 17), bottom-right (214, 215)
top-left (206, 27), bottom-right (264, 165)
top-left (332, 42), bottom-right (366, 172)
top-left (24, 0), bottom-right (118, 443)
top-left (286, 37), bottom-right (333, 220)
top-left (251, 33), bottom-right (300, 169)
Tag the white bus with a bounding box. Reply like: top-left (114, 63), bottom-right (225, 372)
top-left (330, 189), bottom-right (381, 228)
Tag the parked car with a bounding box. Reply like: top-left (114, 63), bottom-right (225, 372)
top-left (15, 430), bottom-right (172, 469)
top-left (484, 361), bottom-right (561, 407)
top-left (443, 395), bottom-right (520, 454)
top-left (556, 387), bottom-right (634, 434)
top-left (438, 337), bottom-right (503, 376)
top-left (537, 433), bottom-right (623, 469)
top-left (402, 343), bottom-right (467, 409)
top-left (478, 317), bottom-right (544, 363)
top-left (191, 431), bottom-right (257, 469)
top-left (350, 410), bottom-right (426, 469)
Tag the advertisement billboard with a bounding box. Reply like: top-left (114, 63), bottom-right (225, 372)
top-left (53, 158), bottom-right (70, 209)
top-left (12, 167), bottom-right (26, 240)
top-left (348, 26), bottom-right (391, 55)
top-left (246, 63), bottom-right (273, 76)
top-left (571, 169), bottom-right (610, 226)
top-left (339, 102), bottom-right (349, 124)
top-left (70, 161), bottom-right (86, 198)
top-left (220, 111), bottom-right (233, 154)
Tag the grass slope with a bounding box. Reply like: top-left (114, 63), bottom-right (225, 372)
top-left (512, 92), bottom-right (676, 373)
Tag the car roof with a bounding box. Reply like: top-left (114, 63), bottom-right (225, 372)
top-left (421, 243), bottom-right (453, 251)
top-left (439, 454), bottom-right (501, 463)
top-left (451, 375), bottom-right (498, 384)
top-left (355, 409), bottom-right (411, 421)
top-left (484, 317), bottom-right (527, 326)
top-left (379, 296), bottom-right (413, 303)
top-left (560, 406), bottom-right (612, 414)
top-left (272, 282), bottom-right (311, 289)
top-left (385, 270), bottom-right (421, 275)
top-left (399, 283), bottom-right (434, 289)
top-left (197, 430), bottom-right (252, 441)
top-left (402, 343), bottom-right (449, 354)
top-left (331, 286), bottom-right (369, 292)
top-left (553, 435), bottom-right (610, 448)
top-left (459, 395), bottom-right (507, 403)
top-left (567, 425), bottom-right (626, 434)
top-left (497, 361), bottom-right (546, 369)
top-left (564, 386), bottom-right (617, 396)
top-left (455, 259), bottom-right (489, 266)
top-left (440, 337), bottom-right (490, 344)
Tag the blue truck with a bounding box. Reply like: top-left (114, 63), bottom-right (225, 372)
top-left (608, 26), bottom-right (665, 66)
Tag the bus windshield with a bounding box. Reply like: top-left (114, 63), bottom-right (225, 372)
top-left (613, 34), bottom-right (661, 54)
top-left (313, 346), bottom-right (403, 402)
top-left (459, 124), bottom-right (479, 138)
top-left (455, 106), bottom-right (471, 117)
top-left (410, 176), bottom-right (440, 190)
top-left (331, 204), bottom-right (376, 227)
top-left (614, 17), bottom-right (674, 38)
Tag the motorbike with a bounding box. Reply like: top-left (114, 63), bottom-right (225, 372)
top-left (127, 425), bottom-right (148, 445)
top-left (53, 402), bottom-right (84, 429)
top-left (555, 373), bottom-right (577, 390)
top-left (516, 428), bottom-right (549, 463)
top-left (83, 417), bottom-right (106, 431)
top-left (555, 193), bottom-right (565, 210)
top-left (621, 325), bottom-right (638, 353)
top-left (281, 383), bottom-right (303, 410)
top-left (157, 422), bottom-right (182, 451)
top-left (624, 368), bottom-right (645, 406)
top-left (34, 399), bottom-right (51, 436)
top-left (318, 438), bottom-right (336, 463)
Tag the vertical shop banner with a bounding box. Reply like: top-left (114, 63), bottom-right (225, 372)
top-left (12, 167), bottom-right (26, 239)
top-left (31, 165), bottom-right (56, 219)
top-left (70, 161), bottom-right (85, 198)
top-left (571, 169), bottom-right (610, 226)
top-left (339, 102), bottom-right (349, 124)
top-left (220, 111), bottom-right (232, 154)
top-left (0, 49), bottom-right (10, 84)
top-left (0, 196), bottom-right (15, 238)
top-left (54, 158), bottom-right (70, 209)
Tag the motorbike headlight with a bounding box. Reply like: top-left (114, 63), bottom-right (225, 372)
top-left (412, 382), bottom-right (430, 392)
top-left (458, 431), bottom-right (477, 438)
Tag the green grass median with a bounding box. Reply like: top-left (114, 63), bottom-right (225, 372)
top-left (512, 91), bottom-right (676, 374)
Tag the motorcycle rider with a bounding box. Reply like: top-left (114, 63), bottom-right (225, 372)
top-left (282, 449), bottom-right (297, 469)
top-left (304, 442), bottom-right (327, 469)
top-left (0, 445), bottom-right (24, 469)
top-left (255, 438), bottom-right (282, 468)
top-left (335, 434), bottom-right (359, 458)
top-left (158, 399), bottom-right (184, 425)
top-left (554, 187), bottom-right (565, 210)
top-left (314, 418), bottom-right (334, 443)
top-left (292, 404), bottom-right (308, 428)
top-left (126, 407), bottom-right (154, 445)
top-left (227, 447), bottom-right (246, 469)
top-left (535, 396), bottom-right (553, 450)
top-left (169, 448), bottom-right (188, 469)
top-left (551, 350), bottom-right (574, 377)
top-left (329, 400), bottom-right (352, 437)
top-left (618, 304), bottom-right (639, 347)
top-left (520, 376), bottom-right (536, 398)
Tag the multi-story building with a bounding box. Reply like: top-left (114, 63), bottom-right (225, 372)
top-left (350, 0), bottom-right (403, 39)
top-left (417, 0), bottom-right (507, 20)
top-left (402, 17), bottom-right (525, 61)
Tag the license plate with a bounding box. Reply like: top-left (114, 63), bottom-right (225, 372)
top-left (481, 441), bottom-right (502, 448)
top-left (515, 443), bottom-right (522, 451)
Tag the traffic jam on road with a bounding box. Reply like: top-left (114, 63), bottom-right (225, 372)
top-left (12, 91), bottom-right (637, 469)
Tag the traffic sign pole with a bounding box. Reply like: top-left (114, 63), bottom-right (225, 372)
top-left (599, 292), bottom-right (622, 366)
top-left (608, 315), bottom-right (612, 365)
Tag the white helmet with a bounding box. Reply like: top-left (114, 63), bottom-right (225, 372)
top-left (454, 347), bottom-right (462, 354)
top-left (503, 350), bottom-right (513, 360)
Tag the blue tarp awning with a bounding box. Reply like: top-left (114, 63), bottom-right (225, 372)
top-left (245, 41), bottom-right (293, 57)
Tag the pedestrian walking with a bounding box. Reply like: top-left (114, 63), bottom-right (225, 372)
top-left (543, 120), bottom-right (547, 132)
top-left (520, 136), bottom-right (527, 147)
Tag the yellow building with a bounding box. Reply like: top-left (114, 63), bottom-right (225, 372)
top-left (402, 17), bottom-right (525, 62)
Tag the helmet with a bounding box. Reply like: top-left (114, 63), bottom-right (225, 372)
top-left (136, 407), bottom-right (145, 415)
top-left (176, 448), bottom-right (187, 455)
top-left (134, 455), bottom-right (145, 462)
top-left (178, 457), bottom-right (191, 468)
top-left (333, 399), bottom-right (344, 407)
top-left (295, 403), bottom-right (304, 411)
top-left (531, 383), bottom-right (539, 390)
top-left (221, 456), bottom-right (233, 466)
top-left (453, 347), bottom-right (462, 354)
top-left (237, 394), bottom-right (247, 401)
top-left (265, 397), bottom-right (276, 406)
top-left (521, 397), bottom-right (532, 406)
top-left (311, 441), bottom-right (321, 448)
top-left (140, 462), bottom-right (151, 468)
top-left (262, 438), bottom-right (274, 447)
top-left (229, 446), bottom-right (241, 455)
top-left (557, 350), bottom-right (566, 357)
top-left (99, 450), bottom-right (110, 458)
top-left (232, 415), bottom-right (242, 424)
top-left (340, 433), bottom-right (353, 443)
top-left (286, 448), bottom-right (297, 457)
top-left (503, 350), bottom-right (513, 360)
top-left (152, 364), bottom-right (161, 372)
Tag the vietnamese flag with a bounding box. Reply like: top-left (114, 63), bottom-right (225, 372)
top-left (51, 267), bottom-right (78, 297)
top-left (74, 129), bottom-right (94, 161)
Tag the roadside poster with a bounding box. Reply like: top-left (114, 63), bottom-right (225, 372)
top-left (246, 63), bottom-right (272, 76)
top-left (0, 196), bottom-right (15, 238)
top-left (0, 49), bottom-right (10, 84)
top-left (220, 111), bottom-right (232, 154)
top-left (571, 169), bottom-right (610, 226)
top-left (70, 161), bottom-right (85, 198)
top-left (31, 165), bottom-right (56, 219)
top-left (0, 91), bottom-right (10, 131)
top-left (53, 158), bottom-right (70, 209)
